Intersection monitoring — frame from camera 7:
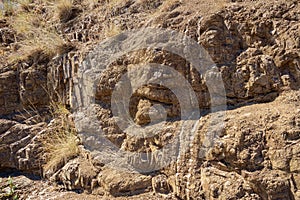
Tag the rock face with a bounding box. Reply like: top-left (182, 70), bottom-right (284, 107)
top-left (0, 0), bottom-right (300, 199)
top-left (97, 168), bottom-right (152, 196)
top-left (170, 91), bottom-right (300, 199)
top-left (0, 119), bottom-right (45, 173)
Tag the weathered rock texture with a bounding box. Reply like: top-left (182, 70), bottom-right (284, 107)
top-left (0, 0), bottom-right (300, 199)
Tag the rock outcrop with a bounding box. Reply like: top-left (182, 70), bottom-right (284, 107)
top-left (0, 0), bottom-right (299, 199)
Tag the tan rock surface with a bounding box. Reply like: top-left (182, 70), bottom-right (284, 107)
top-left (0, 0), bottom-right (299, 199)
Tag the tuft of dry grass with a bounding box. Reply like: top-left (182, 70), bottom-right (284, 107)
top-left (55, 0), bottom-right (74, 22)
top-left (25, 30), bottom-right (68, 55)
top-left (42, 103), bottom-right (80, 174)
top-left (104, 22), bottom-right (122, 38)
top-left (52, 103), bottom-right (70, 116)
top-left (159, 0), bottom-right (181, 11)
top-left (107, 0), bottom-right (122, 7)
top-left (104, 0), bottom-right (127, 16)
top-left (43, 130), bottom-right (79, 173)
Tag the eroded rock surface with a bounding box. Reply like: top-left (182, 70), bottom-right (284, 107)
top-left (0, 0), bottom-right (300, 199)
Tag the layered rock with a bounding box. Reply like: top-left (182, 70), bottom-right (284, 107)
top-left (0, 0), bottom-right (299, 199)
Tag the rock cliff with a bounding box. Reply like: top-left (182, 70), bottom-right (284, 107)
top-left (0, 0), bottom-right (299, 199)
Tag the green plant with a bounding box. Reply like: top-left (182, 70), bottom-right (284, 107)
top-left (0, 176), bottom-right (19, 200)
top-left (8, 177), bottom-right (15, 196)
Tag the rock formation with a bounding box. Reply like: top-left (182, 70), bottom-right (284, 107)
top-left (0, 0), bottom-right (299, 199)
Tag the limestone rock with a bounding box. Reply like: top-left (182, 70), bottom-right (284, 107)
top-left (152, 174), bottom-right (172, 195)
top-left (0, 119), bottom-right (45, 173)
top-left (201, 166), bottom-right (260, 199)
top-left (97, 168), bottom-right (152, 196)
top-left (0, 0), bottom-right (300, 199)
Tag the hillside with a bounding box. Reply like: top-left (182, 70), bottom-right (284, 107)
top-left (0, 0), bottom-right (299, 199)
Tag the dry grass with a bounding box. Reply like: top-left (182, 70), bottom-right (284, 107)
top-left (0, 11), bottom-right (4, 20)
top-left (11, 12), bottom-right (37, 36)
top-left (107, 0), bottom-right (122, 7)
top-left (6, 0), bottom-right (73, 64)
top-left (1, 1), bottom-right (15, 16)
top-left (185, 0), bottom-right (228, 15)
top-left (104, 22), bottom-right (122, 37)
top-left (159, 0), bottom-right (181, 11)
top-left (151, 0), bottom-right (228, 17)
top-left (54, 0), bottom-right (74, 22)
top-left (43, 130), bottom-right (79, 173)
top-left (83, 0), bottom-right (99, 9)
top-left (52, 103), bottom-right (70, 116)
top-left (18, 0), bottom-right (34, 11)
top-left (105, 0), bottom-right (126, 15)
top-left (9, 29), bottom-right (69, 63)
top-left (42, 103), bottom-right (79, 173)
top-left (24, 30), bottom-right (67, 55)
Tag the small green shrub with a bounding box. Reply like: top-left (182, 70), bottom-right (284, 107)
top-left (0, 176), bottom-right (19, 200)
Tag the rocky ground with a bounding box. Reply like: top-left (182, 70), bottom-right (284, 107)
top-left (0, 0), bottom-right (300, 199)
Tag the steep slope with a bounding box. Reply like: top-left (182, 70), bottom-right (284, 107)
top-left (0, 0), bottom-right (299, 199)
